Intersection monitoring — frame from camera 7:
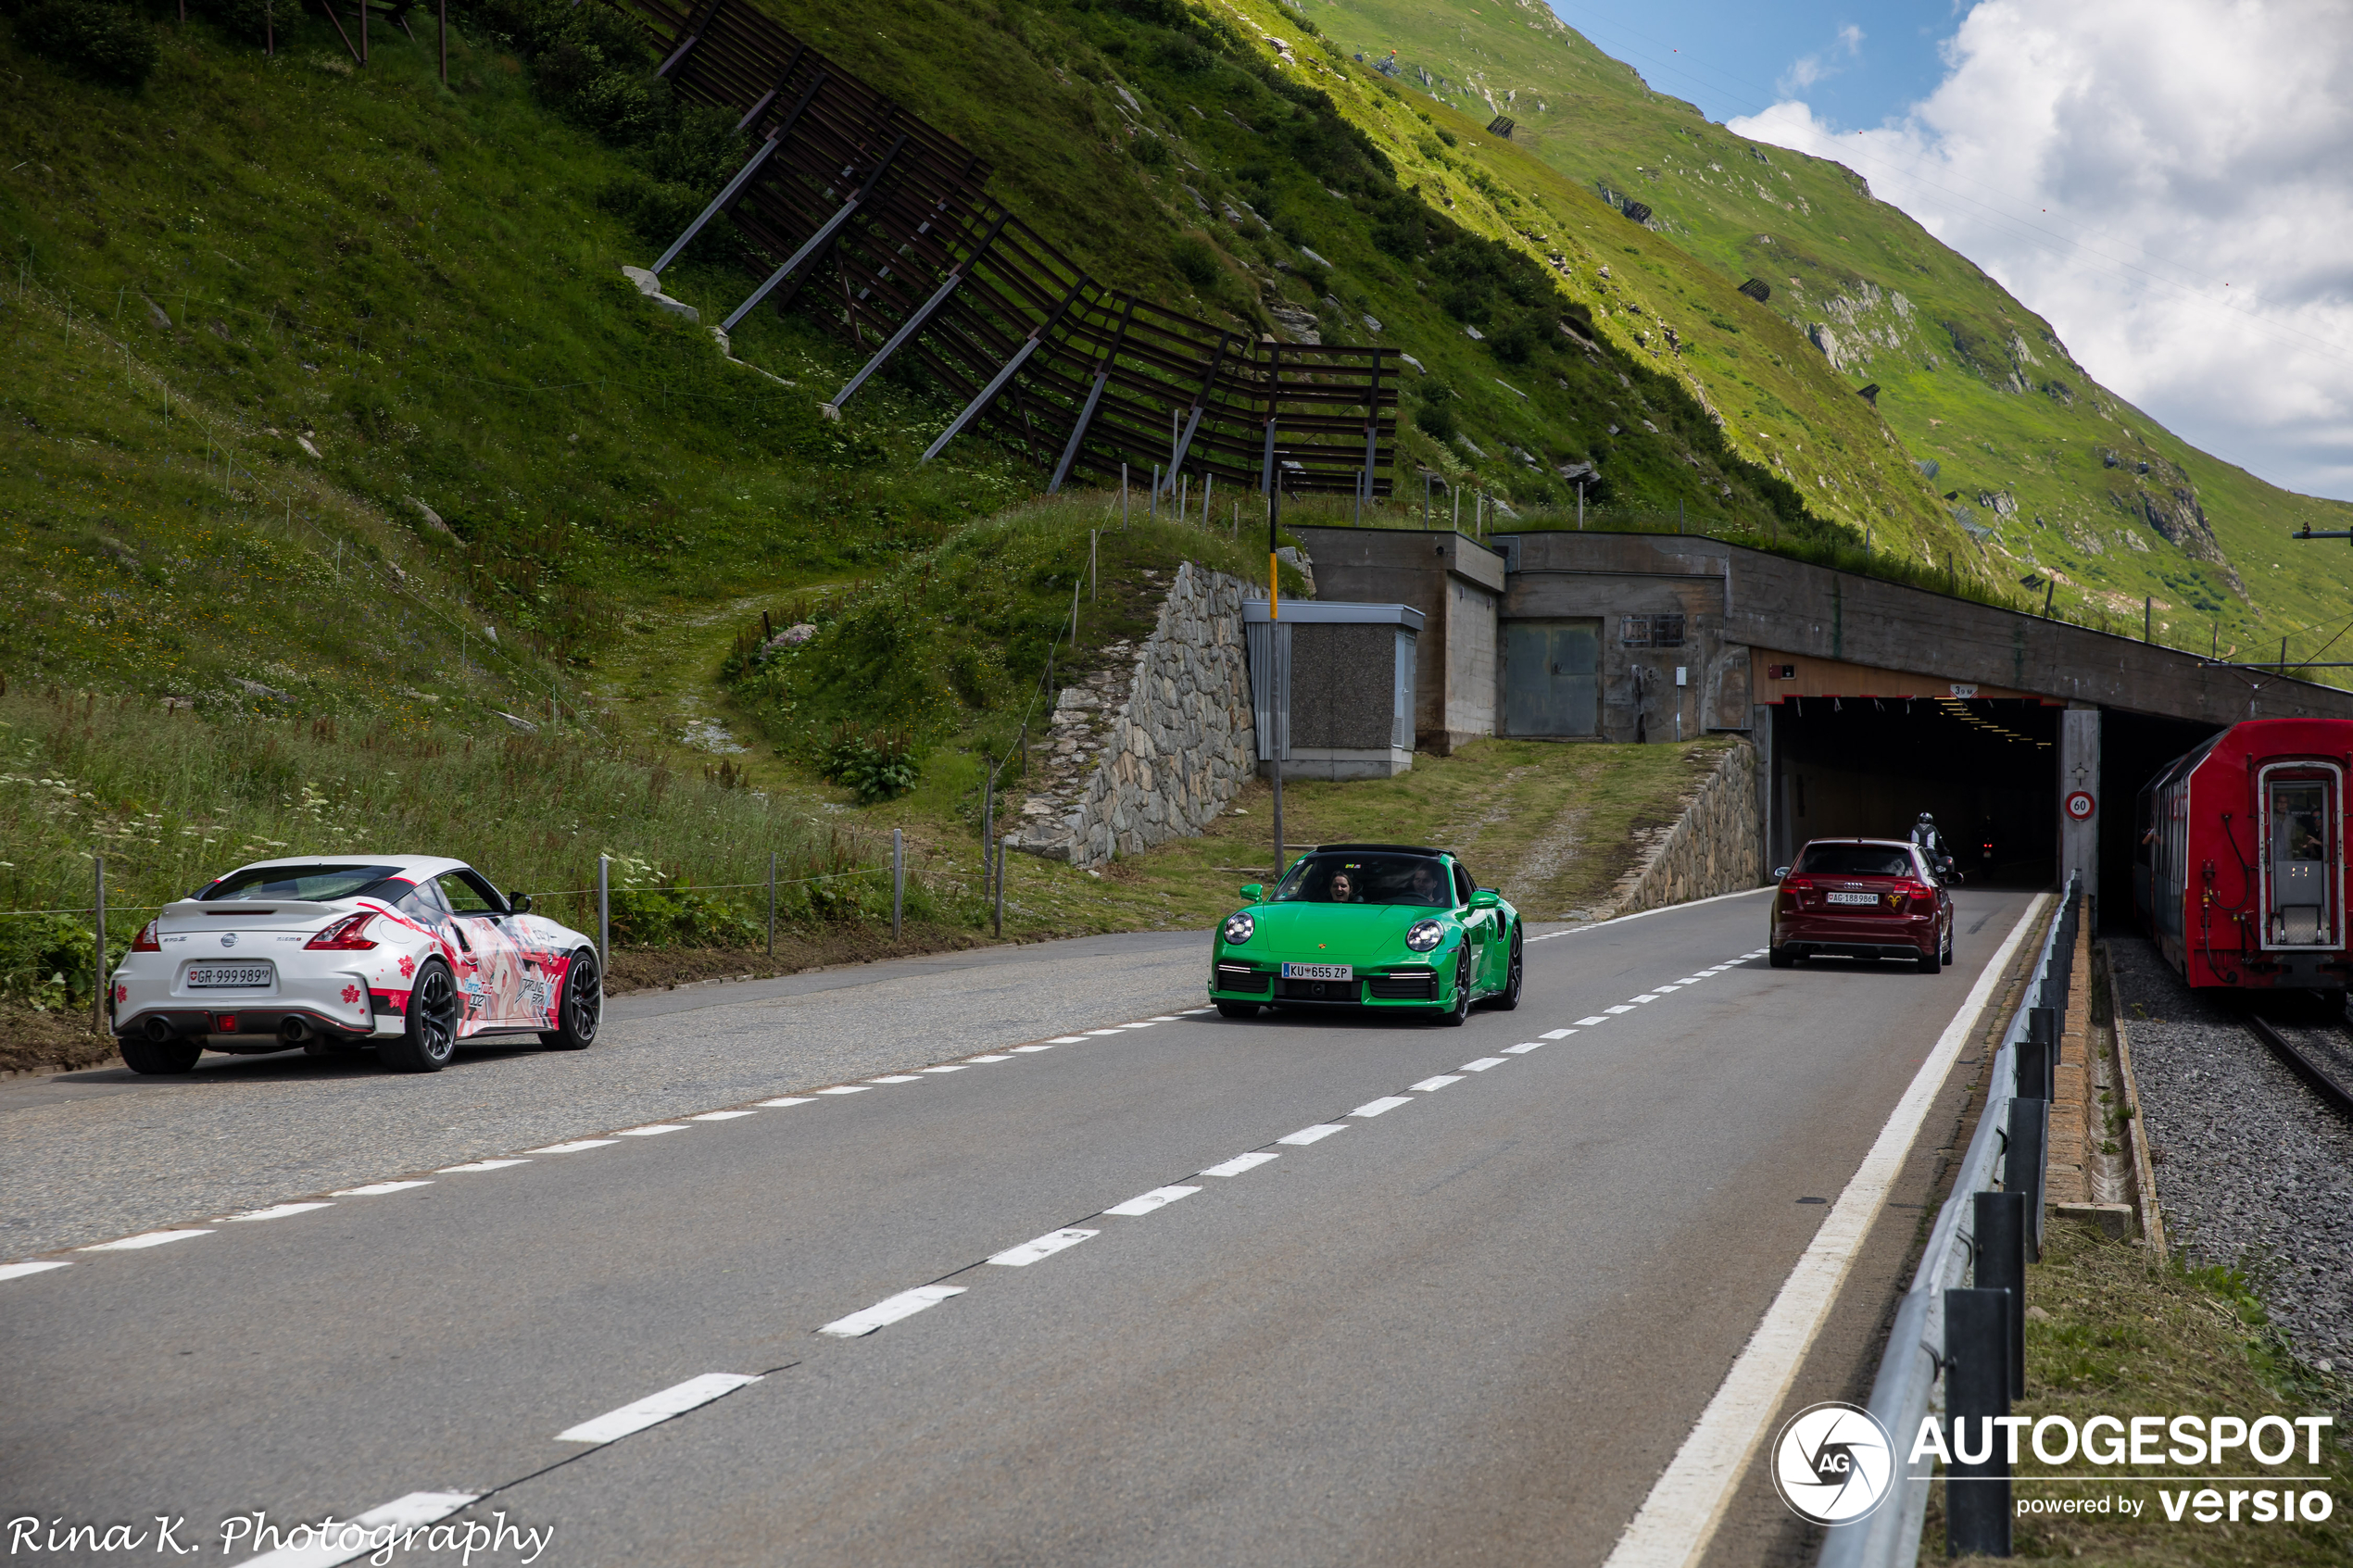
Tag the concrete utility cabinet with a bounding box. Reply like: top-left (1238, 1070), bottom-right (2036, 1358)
top-left (1243, 599), bottom-right (1422, 780)
top-left (1288, 526), bottom-right (1503, 753)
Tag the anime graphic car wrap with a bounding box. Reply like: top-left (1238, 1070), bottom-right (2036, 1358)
top-left (108, 855), bottom-right (602, 1075)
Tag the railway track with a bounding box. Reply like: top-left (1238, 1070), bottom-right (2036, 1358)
top-left (2241, 1011), bottom-right (2353, 1121)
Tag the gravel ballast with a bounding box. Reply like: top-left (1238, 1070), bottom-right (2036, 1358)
top-left (2108, 935), bottom-right (2353, 1373)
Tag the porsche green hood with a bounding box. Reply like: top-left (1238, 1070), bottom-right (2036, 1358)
top-left (1228, 901), bottom-right (1449, 962)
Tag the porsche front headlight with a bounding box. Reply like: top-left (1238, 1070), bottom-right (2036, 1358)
top-left (1405, 919), bottom-right (1445, 952)
top-left (1223, 912), bottom-right (1255, 945)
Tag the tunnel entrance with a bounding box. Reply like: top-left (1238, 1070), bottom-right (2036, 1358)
top-left (1768, 696), bottom-right (2060, 889)
top-left (2097, 709), bottom-right (2223, 931)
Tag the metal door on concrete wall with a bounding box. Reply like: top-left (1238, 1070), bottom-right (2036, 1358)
top-left (1502, 620), bottom-right (1601, 736)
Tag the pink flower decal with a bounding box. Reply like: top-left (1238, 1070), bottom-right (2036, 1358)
top-left (342, 985), bottom-right (362, 1006)
top-left (397, 954), bottom-right (415, 979)
top-left (115, 984), bottom-right (128, 1004)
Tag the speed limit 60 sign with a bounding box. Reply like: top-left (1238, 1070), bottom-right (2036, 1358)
top-left (2064, 790), bottom-right (2096, 822)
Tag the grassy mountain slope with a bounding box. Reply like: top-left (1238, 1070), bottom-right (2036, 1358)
top-left (1306, 0), bottom-right (2353, 658)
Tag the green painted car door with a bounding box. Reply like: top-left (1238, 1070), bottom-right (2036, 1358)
top-left (1452, 861), bottom-right (1491, 993)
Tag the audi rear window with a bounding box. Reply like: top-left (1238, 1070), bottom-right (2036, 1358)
top-left (1795, 846), bottom-right (1916, 879)
top-left (199, 864), bottom-right (411, 902)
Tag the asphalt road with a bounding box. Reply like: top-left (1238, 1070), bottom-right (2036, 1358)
top-left (1, 887), bottom-right (2036, 1567)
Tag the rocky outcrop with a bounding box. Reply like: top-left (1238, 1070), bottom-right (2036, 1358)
top-left (1607, 741), bottom-right (1763, 916)
top-left (1009, 562), bottom-right (1256, 868)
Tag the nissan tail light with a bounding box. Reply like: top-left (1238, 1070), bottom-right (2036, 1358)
top-left (130, 921), bottom-right (161, 952)
top-left (305, 913), bottom-right (380, 951)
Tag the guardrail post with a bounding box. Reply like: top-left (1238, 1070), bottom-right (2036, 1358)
top-left (994, 835), bottom-right (1010, 937)
top-left (2006, 1095), bottom-right (2047, 1262)
top-left (92, 856), bottom-right (107, 1037)
top-left (1974, 1190), bottom-right (2029, 1400)
top-left (892, 828), bottom-right (903, 940)
top-left (597, 855), bottom-right (610, 973)
top-left (1944, 1286), bottom-right (2013, 1557)
top-left (2022, 1009), bottom-right (2054, 1102)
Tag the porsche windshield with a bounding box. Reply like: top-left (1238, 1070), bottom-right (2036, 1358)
top-left (199, 864), bottom-right (410, 902)
top-left (1270, 852), bottom-right (1452, 908)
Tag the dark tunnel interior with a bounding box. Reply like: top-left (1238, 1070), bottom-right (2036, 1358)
top-left (1768, 696), bottom-right (2058, 888)
top-left (2099, 709), bottom-right (2225, 929)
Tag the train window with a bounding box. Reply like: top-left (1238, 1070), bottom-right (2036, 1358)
top-left (2265, 775), bottom-right (2333, 947)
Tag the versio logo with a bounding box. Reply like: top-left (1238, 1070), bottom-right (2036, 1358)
top-left (1773, 1402), bottom-right (1896, 1525)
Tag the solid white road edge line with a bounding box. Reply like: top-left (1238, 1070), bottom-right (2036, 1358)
top-left (821, 1284), bottom-right (967, 1337)
top-left (1601, 891), bottom-right (2051, 1568)
top-left (556, 1373), bottom-right (764, 1445)
top-left (233, 1489), bottom-right (481, 1568)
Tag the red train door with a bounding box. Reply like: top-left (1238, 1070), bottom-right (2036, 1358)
top-left (2258, 763), bottom-right (2341, 951)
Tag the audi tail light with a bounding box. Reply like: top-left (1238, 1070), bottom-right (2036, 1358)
top-left (304, 913), bottom-right (380, 951)
top-left (130, 921), bottom-right (161, 952)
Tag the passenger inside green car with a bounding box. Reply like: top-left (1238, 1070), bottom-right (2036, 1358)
top-left (1271, 852), bottom-right (1453, 908)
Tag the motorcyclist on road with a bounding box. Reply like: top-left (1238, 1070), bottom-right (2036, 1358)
top-left (1911, 812), bottom-right (1957, 881)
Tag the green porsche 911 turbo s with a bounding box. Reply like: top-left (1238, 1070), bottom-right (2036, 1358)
top-left (1208, 843), bottom-right (1523, 1025)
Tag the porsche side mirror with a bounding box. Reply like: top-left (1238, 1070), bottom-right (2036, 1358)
top-left (1770, 866), bottom-right (1792, 882)
top-left (1239, 884), bottom-right (1264, 902)
top-left (1469, 889), bottom-right (1503, 909)
top-left (508, 892), bottom-right (534, 914)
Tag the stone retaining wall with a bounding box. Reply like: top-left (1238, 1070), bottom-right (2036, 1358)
top-left (1010, 562), bottom-right (1255, 868)
top-left (1609, 740), bottom-right (1765, 914)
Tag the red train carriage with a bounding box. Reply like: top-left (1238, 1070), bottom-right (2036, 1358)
top-left (2135, 718), bottom-right (2353, 991)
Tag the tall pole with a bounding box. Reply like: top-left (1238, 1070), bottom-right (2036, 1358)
top-left (92, 857), bottom-right (107, 1037)
top-left (766, 851), bottom-right (776, 957)
top-left (1265, 346), bottom-right (1285, 886)
top-left (597, 855), bottom-right (610, 972)
top-left (995, 835), bottom-right (1010, 936)
top-left (981, 766), bottom-right (994, 894)
top-left (892, 828), bottom-right (904, 939)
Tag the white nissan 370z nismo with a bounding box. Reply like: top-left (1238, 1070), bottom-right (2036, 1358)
top-left (108, 856), bottom-right (602, 1075)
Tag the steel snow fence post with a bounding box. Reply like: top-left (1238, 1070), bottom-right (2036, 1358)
top-left (2007, 1095), bottom-right (2047, 1263)
top-left (1944, 1286), bottom-right (2013, 1558)
top-left (1974, 1190), bottom-right (2028, 1401)
top-left (92, 857), bottom-right (107, 1037)
top-left (892, 829), bottom-right (903, 940)
top-left (651, 134), bottom-right (786, 278)
top-left (766, 851), bottom-right (775, 957)
top-left (597, 855), bottom-right (610, 973)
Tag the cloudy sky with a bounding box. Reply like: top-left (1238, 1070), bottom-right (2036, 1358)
top-left (1547, 1), bottom-right (2353, 504)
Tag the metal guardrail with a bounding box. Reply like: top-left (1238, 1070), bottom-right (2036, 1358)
top-left (1820, 875), bottom-right (2081, 1568)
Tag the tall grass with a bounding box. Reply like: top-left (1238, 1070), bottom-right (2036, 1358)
top-left (0, 683), bottom-right (897, 933)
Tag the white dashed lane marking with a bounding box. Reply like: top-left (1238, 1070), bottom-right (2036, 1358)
top-left (616, 1124), bottom-right (688, 1136)
top-left (965, 1054), bottom-right (1012, 1063)
top-left (332, 1182), bottom-right (432, 1197)
top-left (758, 1098), bottom-right (814, 1108)
top-left (1459, 1058), bottom-right (1506, 1073)
top-left (866, 1075), bottom-right (925, 1085)
top-left (1348, 1096), bottom-right (1415, 1119)
top-left (822, 1285), bottom-right (967, 1337)
top-left (530, 1138), bottom-right (619, 1153)
top-left (228, 1202), bottom-right (335, 1222)
top-left (1200, 1151), bottom-right (1280, 1177)
top-left (1104, 1185), bottom-right (1202, 1216)
top-left (1575, 1015), bottom-right (1609, 1026)
top-left (438, 1160), bottom-right (530, 1172)
top-left (1604, 1005), bottom-right (1636, 1015)
top-left (233, 1489), bottom-right (481, 1568)
top-left (816, 1086), bottom-right (871, 1096)
top-left (556, 1374), bottom-right (764, 1446)
top-left (1010, 1045), bottom-right (1055, 1054)
top-left (0, 1261), bottom-right (70, 1282)
top-left (921, 1064), bottom-right (969, 1073)
top-left (78, 1229), bottom-right (213, 1251)
top-left (1503, 1041), bottom-right (1544, 1054)
top-left (1410, 1074), bottom-right (1465, 1092)
top-left (1277, 1124), bottom-right (1349, 1146)
top-left (687, 1111), bottom-right (759, 1122)
top-left (988, 1229), bottom-right (1099, 1266)
top-left (1047, 1036), bottom-right (1089, 1044)
top-left (1541, 1028), bottom-right (1576, 1039)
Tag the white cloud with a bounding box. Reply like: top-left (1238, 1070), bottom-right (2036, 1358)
top-left (1729, 0), bottom-right (2353, 502)
top-left (1777, 23), bottom-right (1865, 96)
